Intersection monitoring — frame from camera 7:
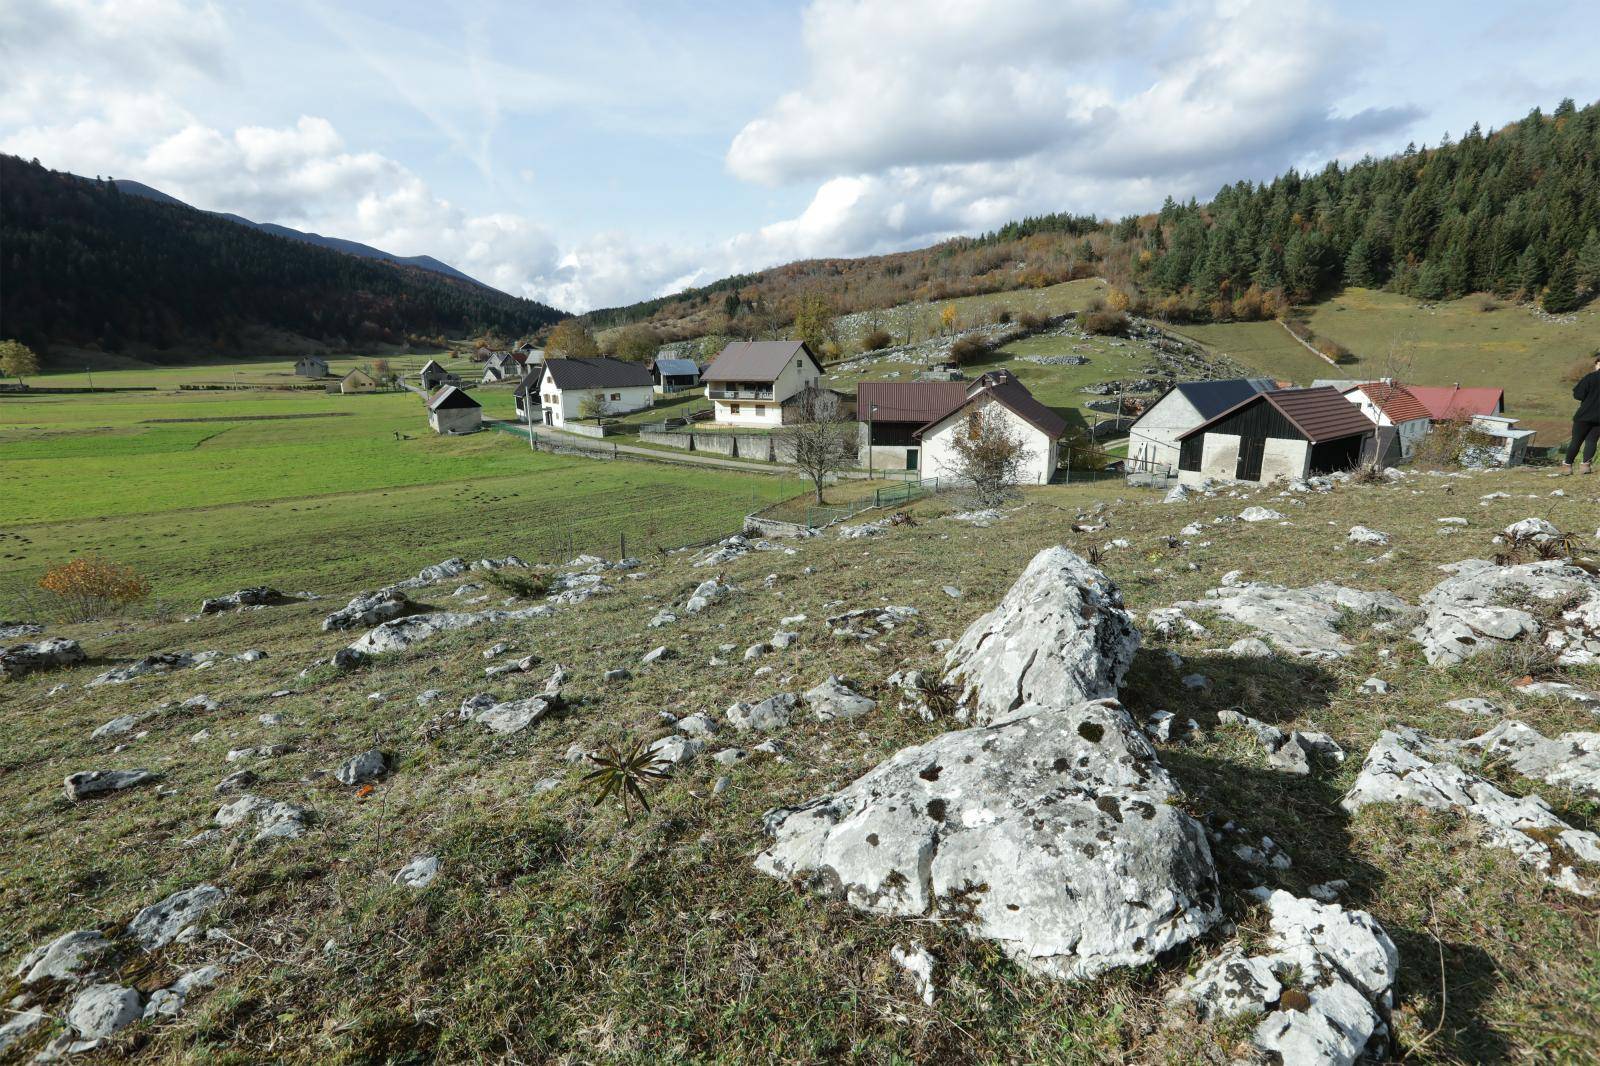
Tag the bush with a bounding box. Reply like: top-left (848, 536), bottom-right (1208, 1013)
top-left (861, 328), bottom-right (893, 352)
top-left (1105, 288), bottom-right (1132, 312)
top-left (1474, 294), bottom-right (1500, 313)
top-left (483, 570), bottom-right (550, 599)
top-left (1080, 309), bottom-right (1129, 335)
top-left (992, 307), bottom-right (1013, 324)
top-left (1016, 310), bottom-right (1048, 331)
top-left (948, 334), bottom-right (992, 366)
top-left (1316, 339), bottom-right (1353, 364)
top-left (38, 557), bottom-right (151, 621)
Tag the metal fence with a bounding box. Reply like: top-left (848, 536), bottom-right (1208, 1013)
top-left (872, 475), bottom-right (943, 507)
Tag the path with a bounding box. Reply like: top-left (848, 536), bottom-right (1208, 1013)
top-left (489, 420), bottom-right (875, 479)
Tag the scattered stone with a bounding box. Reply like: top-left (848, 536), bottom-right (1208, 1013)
top-left (225, 744), bottom-right (292, 761)
top-left (1514, 680), bottom-right (1599, 705)
top-left (215, 793), bottom-right (310, 841)
top-left (804, 675), bottom-right (877, 722)
top-left (711, 748), bottom-right (748, 765)
top-left (68, 983), bottom-right (143, 1041)
top-left (215, 769), bottom-right (257, 794)
top-left (603, 668), bottom-right (630, 682)
top-left (127, 884), bottom-right (225, 949)
top-left (647, 734), bottom-right (704, 769)
top-left (1227, 637), bottom-right (1274, 658)
top-left (837, 523), bottom-right (886, 539)
top-left (1180, 673), bottom-right (1210, 691)
top-left (469, 694), bottom-right (558, 735)
top-left (1239, 507), bottom-right (1286, 522)
top-left (64, 768), bottom-right (156, 802)
top-left (1348, 526), bottom-right (1391, 546)
top-left (199, 586), bottom-right (283, 614)
top-left (727, 692), bottom-right (797, 732)
top-left (233, 648), bottom-right (268, 662)
top-left (90, 714), bottom-right (144, 740)
top-left (675, 713), bottom-right (719, 737)
top-left (1411, 559), bottom-right (1600, 667)
top-left (321, 590), bottom-right (411, 631)
top-left (941, 585), bottom-right (962, 599)
top-left (713, 775), bottom-right (731, 795)
top-left (827, 605), bottom-right (920, 641)
top-left (642, 645), bottom-right (674, 665)
top-left (1458, 720), bottom-right (1600, 800)
top-left (684, 578), bottom-right (730, 614)
top-left (1504, 517), bottom-right (1560, 543)
top-left (345, 604), bottom-right (550, 656)
top-left (1307, 879), bottom-right (1350, 903)
top-left (415, 689), bottom-right (444, 706)
top-left (87, 651), bottom-right (216, 687)
top-left (0, 637), bottom-right (86, 678)
top-left (1444, 697), bottom-right (1500, 716)
top-left (1169, 582), bottom-right (1410, 659)
top-left (1342, 728), bottom-right (1600, 895)
top-left (0, 1006), bottom-right (44, 1054)
top-left (1219, 709), bottom-right (1344, 776)
top-left (335, 749), bottom-right (387, 786)
top-left (891, 942), bottom-right (937, 1006)
top-left (13, 930), bottom-right (112, 986)
top-left (1148, 607), bottom-right (1208, 639)
top-left (1360, 677), bottom-right (1390, 695)
top-left (394, 856), bottom-right (440, 889)
top-left (757, 698), bottom-right (1218, 981)
top-left (943, 546), bottom-right (1138, 726)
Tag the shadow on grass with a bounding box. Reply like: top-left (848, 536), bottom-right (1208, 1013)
top-left (1122, 646), bottom-right (1340, 728)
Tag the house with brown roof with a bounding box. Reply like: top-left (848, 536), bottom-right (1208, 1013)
top-left (910, 370), bottom-right (1068, 485)
top-left (1175, 386), bottom-right (1376, 486)
top-left (1405, 384), bottom-right (1504, 421)
top-left (1342, 380), bottom-right (1433, 460)
top-left (701, 340), bottom-right (823, 427)
top-left (856, 380), bottom-right (971, 472)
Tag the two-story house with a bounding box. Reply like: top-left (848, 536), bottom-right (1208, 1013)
top-left (700, 341), bottom-right (824, 427)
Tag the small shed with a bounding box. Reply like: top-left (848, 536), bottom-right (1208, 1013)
top-left (1176, 387), bottom-right (1375, 486)
top-left (295, 355), bottom-right (329, 378)
top-left (419, 359), bottom-right (452, 391)
top-left (339, 368), bottom-right (377, 394)
top-left (1462, 415), bottom-right (1535, 467)
top-left (651, 357), bottom-right (701, 394)
top-left (427, 385), bottom-right (482, 435)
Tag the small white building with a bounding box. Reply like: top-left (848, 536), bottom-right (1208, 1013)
top-left (1462, 414), bottom-right (1536, 467)
top-left (426, 385), bottom-right (482, 434)
top-left (701, 340), bottom-right (823, 427)
top-left (917, 370), bottom-right (1066, 486)
top-left (339, 368), bottom-right (377, 394)
top-left (294, 355), bottom-right (328, 378)
top-left (1125, 378), bottom-right (1275, 474)
top-left (419, 359), bottom-right (453, 391)
top-left (527, 357), bottom-right (654, 428)
top-left (1340, 381), bottom-right (1432, 461)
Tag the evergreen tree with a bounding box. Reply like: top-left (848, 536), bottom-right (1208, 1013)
top-left (1542, 252), bottom-right (1580, 312)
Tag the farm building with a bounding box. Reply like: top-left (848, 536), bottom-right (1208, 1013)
top-left (480, 352), bottom-right (517, 383)
top-left (1405, 384), bottom-right (1505, 421)
top-left (701, 341), bottom-right (823, 427)
top-left (426, 385), bottom-right (482, 435)
top-left (1343, 381), bottom-right (1433, 461)
top-left (1125, 378), bottom-right (1275, 475)
top-left (339, 368), bottom-right (377, 394)
top-left (1461, 414), bottom-right (1536, 467)
top-left (856, 380), bottom-right (970, 472)
top-left (526, 357), bottom-right (654, 428)
top-left (651, 357), bottom-right (701, 394)
top-left (1176, 386), bottom-right (1376, 487)
top-left (294, 355), bottom-right (328, 378)
top-left (419, 359), bottom-right (453, 390)
top-left (916, 370), bottom-right (1067, 486)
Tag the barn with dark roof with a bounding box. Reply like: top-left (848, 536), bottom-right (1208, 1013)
top-left (1125, 378), bottom-right (1276, 475)
top-left (1175, 386), bottom-right (1376, 485)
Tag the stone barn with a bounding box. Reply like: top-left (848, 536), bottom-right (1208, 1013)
top-left (427, 385), bottom-right (482, 435)
top-left (1176, 386), bottom-right (1375, 487)
top-left (294, 355), bottom-right (328, 378)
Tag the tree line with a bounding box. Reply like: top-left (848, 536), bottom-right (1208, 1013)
top-left (0, 155), bottom-right (564, 359)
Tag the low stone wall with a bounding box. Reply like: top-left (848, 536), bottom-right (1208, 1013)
top-left (563, 422), bottom-right (613, 439)
top-left (744, 514), bottom-right (813, 539)
top-left (734, 434), bottom-right (774, 461)
top-left (694, 434), bottom-right (738, 457)
top-left (639, 430), bottom-right (694, 450)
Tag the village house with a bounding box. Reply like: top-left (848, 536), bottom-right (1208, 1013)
top-left (650, 357), bottom-right (701, 394)
top-left (856, 380), bottom-right (971, 472)
top-left (1405, 384), bottom-right (1506, 421)
top-left (1176, 386), bottom-right (1376, 487)
top-left (426, 385), bottom-right (482, 435)
top-left (338, 368), bottom-right (377, 394)
top-left (1124, 378), bottom-right (1275, 475)
top-left (915, 370), bottom-right (1067, 486)
top-left (419, 359), bottom-right (454, 391)
top-left (701, 340), bottom-right (823, 427)
top-left (480, 351), bottom-right (517, 383)
top-left (1341, 380), bottom-right (1433, 461)
top-left (294, 355), bottom-right (328, 378)
top-left (521, 357), bottom-right (654, 428)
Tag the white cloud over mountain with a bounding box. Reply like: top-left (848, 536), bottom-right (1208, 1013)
top-left (2, 0), bottom-right (1585, 313)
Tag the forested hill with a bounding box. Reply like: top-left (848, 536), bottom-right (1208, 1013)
top-left (0, 155), bottom-right (564, 357)
top-left (590, 99), bottom-right (1600, 337)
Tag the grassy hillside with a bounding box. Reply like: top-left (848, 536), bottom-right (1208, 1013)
top-left (1178, 288), bottom-right (1600, 437)
top-left (1, 467), bottom-right (1596, 1061)
top-left (0, 377), bottom-right (803, 606)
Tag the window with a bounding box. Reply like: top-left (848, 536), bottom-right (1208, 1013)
top-left (755, 405), bottom-right (766, 414)
top-left (610, 392), bottom-right (620, 401)
top-left (730, 403), bottom-right (741, 414)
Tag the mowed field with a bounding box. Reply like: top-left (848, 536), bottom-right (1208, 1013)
top-left (1178, 288), bottom-right (1600, 438)
top-left (0, 369), bottom-right (803, 607)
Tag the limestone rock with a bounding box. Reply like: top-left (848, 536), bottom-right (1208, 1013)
top-left (641, 645), bottom-right (674, 665)
top-left (943, 546), bottom-right (1139, 726)
top-left (1169, 582), bottom-right (1410, 659)
top-left (727, 692), bottom-right (797, 732)
top-left (345, 603), bottom-right (550, 656)
top-left (1218, 710), bottom-right (1344, 775)
top-left (0, 1006), bottom-right (44, 1054)
top-left (1348, 526), bottom-right (1391, 546)
top-left (469, 694), bottom-right (557, 735)
top-left (1342, 728), bottom-right (1600, 896)
top-left (199, 586), bottom-right (283, 615)
top-left (0, 637), bottom-right (86, 678)
top-left (90, 714), bottom-right (144, 740)
top-left (826, 605), bottom-right (919, 641)
top-left (64, 768), bottom-right (156, 802)
top-left (891, 942), bottom-right (937, 1006)
top-left (87, 651), bottom-right (213, 687)
top-left (394, 856), bottom-right (439, 889)
top-left (322, 590), bottom-right (411, 631)
top-left (68, 984), bottom-right (143, 1040)
top-left (1411, 559), bottom-right (1600, 667)
top-left (804, 675), bottom-right (877, 722)
top-left (215, 793), bottom-right (310, 841)
top-left (684, 578), bottom-right (729, 614)
top-left (14, 930), bottom-right (112, 985)
top-left (126, 884), bottom-right (225, 949)
top-left (755, 699), bottom-right (1219, 982)
top-left (1458, 720), bottom-right (1600, 800)
top-left (1239, 506), bottom-right (1285, 522)
top-left (647, 735), bottom-right (704, 769)
top-left (336, 749), bottom-right (387, 785)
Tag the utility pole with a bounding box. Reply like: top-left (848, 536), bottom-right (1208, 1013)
top-left (867, 403), bottom-right (878, 480)
top-left (85, 366), bottom-right (94, 391)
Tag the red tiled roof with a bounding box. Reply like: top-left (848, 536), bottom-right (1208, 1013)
top-left (1404, 385), bottom-right (1504, 420)
top-left (857, 380), bottom-right (970, 423)
top-left (1355, 382), bottom-right (1432, 424)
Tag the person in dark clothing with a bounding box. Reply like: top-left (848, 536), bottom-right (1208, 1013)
top-left (1563, 351), bottom-right (1600, 473)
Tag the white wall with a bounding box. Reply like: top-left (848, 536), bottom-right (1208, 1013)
top-left (429, 406), bottom-right (481, 434)
top-left (1259, 437), bottom-right (1309, 483)
top-left (1395, 417), bottom-right (1430, 459)
top-left (771, 352), bottom-right (820, 403)
top-left (712, 398), bottom-right (786, 427)
top-left (1196, 433), bottom-right (1242, 484)
top-left (1127, 391), bottom-right (1201, 473)
top-left (920, 400), bottom-right (1058, 486)
top-left (543, 382), bottom-right (654, 428)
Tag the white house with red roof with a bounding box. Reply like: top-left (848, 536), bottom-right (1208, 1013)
top-left (1341, 380), bottom-right (1433, 460)
top-left (914, 370), bottom-right (1067, 485)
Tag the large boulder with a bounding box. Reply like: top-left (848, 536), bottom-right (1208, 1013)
top-left (943, 546), bottom-right (1138, 725)
top-left (64, 768), bottom-right (157, 802)
top-left (199, 586), bottom-right (284, 615)
top-left (1342, 728), bottom-right (1600, 896)
top-left (1411, 559), bottom-right (1600, 667)
top-left (0, 637), bottom-right (86, 678)
top-left (804, 675), bottom-right (877, 722)
top-left (755, 699), bottom-right (1219, 982)
top-left (345, 604), bottom-right (550, 656)
top-left (321, 590), bottom-right (410, 632)
top-left (67, 984), bottom-right (143, 1040)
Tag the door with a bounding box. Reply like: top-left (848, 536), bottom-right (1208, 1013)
top-left (906, 448), bottom-right (919, 471)
top-left (1236, 437), bottom-right (1266, 481)
top-left (542, 409), bottom-right (552, 426)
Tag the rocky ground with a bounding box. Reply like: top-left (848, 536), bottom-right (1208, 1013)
top-left (1, 467), bottom-right (1598, 1062)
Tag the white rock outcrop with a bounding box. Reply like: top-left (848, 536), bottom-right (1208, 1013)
top-left (1168, 582), bottom-right (1410, 659)
top-left (345, 604), bottom-right (551, 656)
top-left (804, 675), bottom-right (877, 722)
top-left (943, 546), bottom-right (1139, 725)
top-left (1410, 559), bottom-right (1600, 667)
top-left (1457, 720), bottom-right (1600, 800)
top-left (0, 637), bottom-right (86, 678)
top-left (126, 884), bottom-right (225, 949)
top-left (321, 590), bottom-right (410, 631)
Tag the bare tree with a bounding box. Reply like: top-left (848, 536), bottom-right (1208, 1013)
top-left (947, 406), bottom-right (1033, 505)
top-left (784, 385), bottom-right (855, 504)
top-left (580, 391), bottom-right (611, 423)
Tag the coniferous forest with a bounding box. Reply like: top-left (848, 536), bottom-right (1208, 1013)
top-left (0, 155), bottom-right (563, 358)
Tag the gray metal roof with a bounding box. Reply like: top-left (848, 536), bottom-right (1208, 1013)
top-left (652, 357), bottom-right (700, 377)
top-left (1173, 378), bottom-right (1276, 419)
top-left (702, 340), bottom-right (820, 382)
top-left (427, 385), bottom-right (479, 411)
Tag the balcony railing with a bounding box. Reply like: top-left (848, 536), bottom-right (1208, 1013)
top-left (707, 387), bottom-right (774, 401)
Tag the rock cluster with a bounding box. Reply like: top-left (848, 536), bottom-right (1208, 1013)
top-left (199, 586), bottom-right (285, 615)
top-left (1167, 582), bottom-right (1411, 659)
top-left (322, 589), bottom-right (411, 631)
top-left (0, 637), bottom-right (86, 678)
top-left (1411, 558), bottom-right (1600, 667)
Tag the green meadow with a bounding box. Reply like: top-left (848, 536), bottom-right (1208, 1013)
top-left (0, 375), bottom-right (801, 606)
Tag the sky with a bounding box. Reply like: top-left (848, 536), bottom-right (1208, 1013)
top-left (2, 1), bottom-right (1597, 314)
